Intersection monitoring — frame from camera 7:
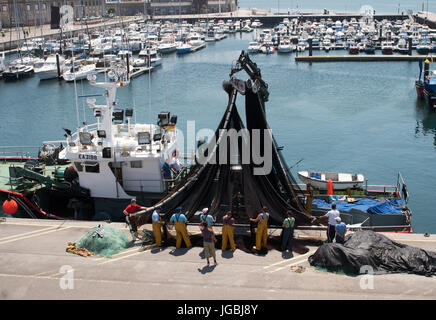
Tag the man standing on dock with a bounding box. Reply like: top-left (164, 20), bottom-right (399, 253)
top-left (170, 207), bottom-right (192, 249)
top-left (222, 211), bottom-right (236, 252)
top-left (334, 217), bottom-right (347, 244)
top-left (282, 211), bottom-right (295, 255)
top-left (152, 206), bottom-right (165, 247)
top-left (200, 208), bottom-right (215, 228)
top-left (250, 206), bottom-right (270, 252)
top-left (319, 203), bottom-right (340, 243)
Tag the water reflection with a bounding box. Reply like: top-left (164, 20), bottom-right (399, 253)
top-left (414, 99), bottom-right (436, 147)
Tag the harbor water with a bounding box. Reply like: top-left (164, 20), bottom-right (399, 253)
top-left (0, 32), bottom-right (435, 233)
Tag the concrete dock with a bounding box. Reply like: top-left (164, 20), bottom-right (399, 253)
top-left (295, 54), bottom-right (428, 62)
top-left (0, 218), bottom-right (435, 300)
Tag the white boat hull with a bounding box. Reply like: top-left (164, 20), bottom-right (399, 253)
top-left (298, 170), bottom-right (365, 190)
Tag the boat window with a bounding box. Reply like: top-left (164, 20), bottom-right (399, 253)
top-left (79, 132), bottom-right (93, 145)
top-left (84, 161), bottom-right (100, 173)
top-left (131, 160), bottom-right (142, 168)
top-left (74, 162), bottom-right (83, 172)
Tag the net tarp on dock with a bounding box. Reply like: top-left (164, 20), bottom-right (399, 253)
top-left (309, 230), bottom-right (436, 276)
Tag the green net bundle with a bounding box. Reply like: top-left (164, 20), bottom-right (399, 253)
top-left (75, 224), bottom-right (131, 257)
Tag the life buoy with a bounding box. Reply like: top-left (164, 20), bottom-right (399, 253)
top-left (3, 199), bottom-right (18, 215)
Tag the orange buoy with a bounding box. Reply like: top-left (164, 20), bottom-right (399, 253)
top-left (327, 179), bottom-right (334, 196)
top-left (3, 199), bottom-right (18, 215)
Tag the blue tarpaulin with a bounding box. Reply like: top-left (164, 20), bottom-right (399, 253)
top-left (313, 198), bottom-right (403, 215)
top-left (311, 172), bottom-right (321, 179)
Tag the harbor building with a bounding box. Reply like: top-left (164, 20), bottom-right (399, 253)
top-left (0, 0), bottom-right (104, 29)
top-left (0, 0), bottom-right (237, 28)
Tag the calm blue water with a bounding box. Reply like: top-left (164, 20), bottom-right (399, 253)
top-left (1, 33), bottom-right (435, 233)
top-left (238, 0), bottom-right (435, 14)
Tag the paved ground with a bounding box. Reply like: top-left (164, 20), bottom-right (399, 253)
top-left (0, 218), bottom-right (435, 300)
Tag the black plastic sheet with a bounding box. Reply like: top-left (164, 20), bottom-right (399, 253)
top-left (308, 230), bottom-right (436, 276)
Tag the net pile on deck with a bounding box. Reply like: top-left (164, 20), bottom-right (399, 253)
top-left (129, 52), bottom-right (314, 232)
top-left (309, 230), bottom-right (436, 276)
top-left (71, 224), bottom-right (131, 257)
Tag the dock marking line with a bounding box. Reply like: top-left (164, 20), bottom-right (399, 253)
top-left (98, 250), bottom-right (145, 265)
top-left (266, 250), bottom-right (316, 274)
top-left (0, 226), bottom-right (73, 245)
top-left (267, 258), bottom-right (309, 274)
top-left (3, 221), bottom-right (96, 229)
top-left (93, 246), bottom-right (141, 261)
top-left (0, 226), bottom-right (57, 241)
top-left (263, 250), bottom-right (314, 269)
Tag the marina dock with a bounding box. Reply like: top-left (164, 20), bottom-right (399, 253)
top-left (295, 54), bottom-right (428, 62)
top-left (0, 217), bottom-right (435, 300)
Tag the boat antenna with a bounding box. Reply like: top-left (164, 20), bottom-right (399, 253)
top-left (72, 56), bottom-right (81, 129)
top-left (148, 40), bottom-right (152, 132)
top-left (288, 158), bottom-right (304, 170)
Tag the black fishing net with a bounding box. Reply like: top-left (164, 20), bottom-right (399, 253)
top-left (308, 230), bottom-right (436, 276)
top-left (129, 53), bottom-right (314, 232)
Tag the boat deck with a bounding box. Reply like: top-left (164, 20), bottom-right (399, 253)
top-left (0, 218), bottom-right (434, 299)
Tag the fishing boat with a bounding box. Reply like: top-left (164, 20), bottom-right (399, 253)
top-left (415, 59), bottom-right (436, 108)
top-left (298, 170), bottom-right (364, 190)
top-left (0, 61), bottom-right (185, 221)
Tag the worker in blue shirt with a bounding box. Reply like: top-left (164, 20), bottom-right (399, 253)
top-left (199, 208), bottom-right (215, 228)
top-left (170, 207), bottom-right (192, 248)
top-left (334, 217), bottom-right (347, 244)
top-left (161, 161), bottom-right (172, 178)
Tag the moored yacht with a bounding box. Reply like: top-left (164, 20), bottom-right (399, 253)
top-left (35, 54), bottom-right (67, 80)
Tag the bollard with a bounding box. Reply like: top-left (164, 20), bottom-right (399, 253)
top-left (308, 38), bottom-right (313, 56)
top-left (126, 53), bottom-right (130, 77)
top-left (408, 37), bottom-right (412, 56)
top-left (56, 53), bottom-right (61, 78)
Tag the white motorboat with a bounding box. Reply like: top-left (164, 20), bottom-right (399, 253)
top-left (277, 40), bottom-right (293, 53)
top-left (176, 42), bottom-right (192, 54)
top-left (188, 33), bottom-right (206, 51)
top-left (260, 42), bottom-right (275, 54)
top-left (62, 63), bottom-right (97, 82)
top-left (247, 41), bottom-right (261, 53)
top-left (34, 54), bottom-right (67, 80)
top-left (381, 41), bottom-right (394, 55)
top-left (138, 47), bottom-right (162, 67)
top-left (298, 170), bottom-right (365, 190)
top-left (157, 38), bottom-right (177, 54)
top-left (251, 19), bottom-right (263, 28)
